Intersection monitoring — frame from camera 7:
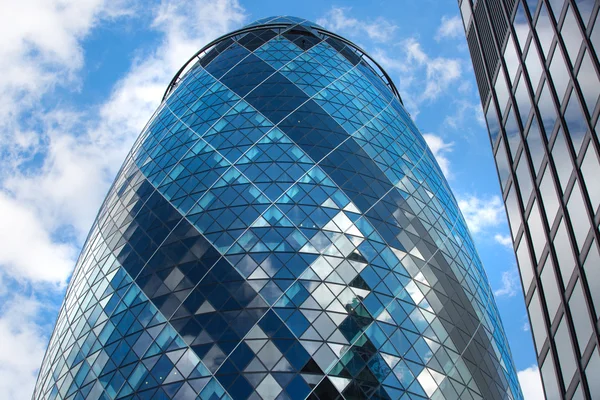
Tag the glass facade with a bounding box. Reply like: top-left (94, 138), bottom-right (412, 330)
top-left (33, 16), bottom-right (522, 400)
top-left (459, 0), bottom-right (600, 399)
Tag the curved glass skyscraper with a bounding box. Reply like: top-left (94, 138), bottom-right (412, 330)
top-left (34, 16), bottom-right (522, 400)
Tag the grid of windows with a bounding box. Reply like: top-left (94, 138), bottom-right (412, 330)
top-left (460, 0), bottom-right (600, 398)
top-left (34, 16), bottom-right (522, 400)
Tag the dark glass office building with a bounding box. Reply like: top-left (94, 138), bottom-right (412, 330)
top-left (459, 0), bottom-right (600, 399)
top-left (33, 16), bottom-right (522, 400)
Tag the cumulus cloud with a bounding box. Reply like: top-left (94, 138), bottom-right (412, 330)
top-left (317, 7), bottom-right (398, 43)
top-left (435, 15), bottom-right (463, 41)
top-left (458, 195), bottom-right (505, 234)
top-left (423, 134), bottom-right (454, 177)
top-left (518, 365), bottom-right (545, 400)
top-left (494, 233), bottom-right (513, 249)
top-left (0, 1), bottom-right (247, 398)
top-left (444, 99), bottom-right (485, 129)
top-left (494, 269), bottom-right (519, 298)
top-left (0, 295), bottom-right (50, 400)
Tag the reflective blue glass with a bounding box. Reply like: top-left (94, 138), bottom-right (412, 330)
top-left (34, 17), bottom-right (523, 400)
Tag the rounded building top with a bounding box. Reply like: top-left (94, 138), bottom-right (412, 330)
top-left (243, 16), bottom-right (325, 30)
top-left (163, 16), bottom-right (403, 104)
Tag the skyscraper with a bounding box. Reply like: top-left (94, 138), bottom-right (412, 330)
top-left (459, 0), bottom-right (600, 399)
top-left (34, 16), bottom-right (522, 400)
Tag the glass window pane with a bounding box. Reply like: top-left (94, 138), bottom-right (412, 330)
top-left (583, 241), bottom-right (600, 317)
top-left (554, 316), bottom-right (577, 387)
top-left (460, 0), bottom-right (472, 28)
top-left (569, 279), bottom-right (593, 354)
top-left (506, 106), bottom-right (521, 160)
top-left (515, 73), bottom-right (532, 124)
top-left (517, 154), bottom-right (534, 205)
top-left (526, 45), bottom-right (544, 91)
top-left (549, 46), bottom-right (570, 103)
top-left (541, 352), bottom-right (561, 400)
top-left (580, 142), bottom-right (600, 212)
top-left (505, 35), bottom-right (520, 83)
top-left (541, 256), bottom-right (561, 322)
top-left (486, 103), bottom-right (501, 143)
top-left (526, 118), bottom-right (544, 173)
top-left (592, 11), bottom-right (600, 53)
top-left (540, 165), bottom-right (560, 225)
top-left (567, 180), bottom-right (590, 250)
top-left (495, 68), bottom-right (510, 116)
top-left (507, 184), bottom-right (523, 239)
top-left (528, 200), bottom-right (546, 261)
top-left (496, 137), bottom-right (511, 189)
top-left (515, 2), bottom-right (531, 52)
top-left (561, 5), bottom-right (583, 65)
top-left (529, 288), bottom-right (548, 351)
top-left (577, 50), bottom-right (600, 115)
top-left (586, 348), bottom-right (600, 399)
top-left (564, 89), bottom-right (587, 154)
top-left (574, 0), bottom-right (594, 27)
top-left (537, 4), bottom-right (555, 58)
top-left (554, 219), bottom-right (575, 286)
top-left (551, 128), bottom-right (572, 192)
top-left (518, 234), bottom-right (535, 290)
top-left (538, 81), bottom-right (557, 137)
top-left (527, 0), bottom-right (539, 15)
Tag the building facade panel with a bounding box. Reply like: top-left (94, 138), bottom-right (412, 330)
top-left (34, 16), bottom-right (522, 400)
top-left (459, 0), bottom-right (600, 398)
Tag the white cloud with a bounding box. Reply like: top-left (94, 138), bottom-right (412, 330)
top-left (0, 1), bottom-right (247, 398)
top-left (494, 233), bottom-right (513, 249)
top-left (435, 15), bottom-right (463, 41)
top-left (494, 269), bottom-right (519, 298)
top-left (518, 365), bottom-right (545, 400)
top-left (0, 295), bottom-right (50, 400)
top-left (423, 133), bottom-right (454, 177)
top-left (403, 38), bottom-right (462, 101)
top-left (444, 99), bottom-right (485, 129)
top-left (458, 195), bottom-right (505, 234)
top-left (317, 7), bottom-right (397, 43)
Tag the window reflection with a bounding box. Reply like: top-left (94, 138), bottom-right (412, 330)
top-left (586, 348), bottom-right (600, 399)
top-left (592, 10), bottom-right (600, 53)
top-left (541, 352), bottom-right (561, 399)
top-left (486, 103), bottom-right (501, 143)
top-left (515, 74), bottom-right (532, 124)
top-left (529, 288), bottom-right (548, 351)
top-left (554, 219), bottom-right (575, 286)
top-left (580, 142), bottom-right (600, 212)
top-left (567, 180), bottom-right (589, 250)
top-left (527, 118), bottom-right (544, 173)
top-left (564, 89), bottom-right (587, 154)
top-left (507, 185), bottom-right (523, 239)
top-left (526, 45), bottom-right (544, 92)
top-left (540, 165), bottom-right (559, 225)
top-left (506, 106), bottom-right (521, 160)
top-left (495, 137), bottom-right (511, 189)
top-left (505, 35), bottom-right (520, 83)
top-left (551, 128), bottom-right (572, 192)
top-left (569, 279), bottom-right (593, 355)
top-left (495, 68), bottom-right (510, 116)
top-left (538, 81), bottom-right (557, 137)
top-left (561, 6), bottom-right (583, 65)
top-left (583, 241), bottom-right (600, 317)
top-left (554, 316), bottom-right (577, 388)
top-left (460, 0), bottom-right (472, 29)
top-left (517, 155), bottom-right (534, 207)
top-left (541, 256), bottom-right (561, 322)
top-left (574, 1), bottom-right (594, 27)
top-left (517, 234), bottom-right (535, 290)
top-left (549, 46), bottom-right (570, 104)
top-left (537, 4), bottom-right (554, 58)
top-left (528, 200), bottom-right (546, 262)
top-left (515, 2), bottom-right (531, 52)
top-left (577, 50), bottom-right (600, 115)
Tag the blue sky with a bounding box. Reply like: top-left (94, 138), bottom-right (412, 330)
top-left (0, 0), bottom-right (542, 398)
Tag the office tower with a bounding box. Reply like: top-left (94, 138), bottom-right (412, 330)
top-left (459, 0), bottom-right (600, 398)
top-left (33, 16), bottom-right (522, 400)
